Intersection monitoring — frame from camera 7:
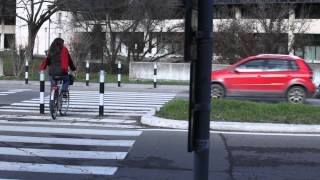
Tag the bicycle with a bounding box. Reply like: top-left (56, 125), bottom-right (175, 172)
top-left (49, 76), bottom-right (70, 119)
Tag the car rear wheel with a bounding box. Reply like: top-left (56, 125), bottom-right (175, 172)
top-left (211, 84), bottom-right (225, 99)
top-left (287, 86), bottom-right (306, 104)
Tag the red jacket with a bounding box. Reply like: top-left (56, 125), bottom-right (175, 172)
top-left (38, 47), bottom-right (70, 73)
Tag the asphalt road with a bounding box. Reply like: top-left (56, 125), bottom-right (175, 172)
top-left (0, 83), bottom-right (320, 180)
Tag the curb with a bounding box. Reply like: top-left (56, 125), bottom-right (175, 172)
top-left (141, 115), bottom-right (320, 134)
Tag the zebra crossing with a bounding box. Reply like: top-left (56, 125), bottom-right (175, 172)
top-left (0, 90), bottom-right (175, 116)
top-left (0, 89), bottom-right (31, 96)
top-left (0, 90), bottom-right (175, 179)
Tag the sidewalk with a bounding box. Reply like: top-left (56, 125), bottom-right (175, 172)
top-left (141, 115), bottom-right (320, 134)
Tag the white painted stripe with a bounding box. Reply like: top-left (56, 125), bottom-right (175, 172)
top-left (118, 74), bottom-right (121, 81)
top-left (69, 91), bottom-right (175, 96)
top-left (0, 125), bottom-right (142, 136)
top-left (30, 98), bottom-right (169, 104)
top-left (21, 101), bottom-right (165, 106)
top-left (0, 109), bottom-right (149, 116)
top-left (0, 120), bottom-right (140, 129)
top-left (65, 92), bottom-right (174, 98)
top-left (0, 115), bottom-right (136, 124)
top-left (0, 147), bottom-right (127, 160)
top-left (0, 94), bottom-right (8, 96)
top-left (40, 92), bottom-right (44, 104)
top-left (0, 161), bottom-right (117, 175)
top-left (50, 90), bottom-right (55, 100)
top-left (86, 73), bottom-right (89, 80)
top-left (100, 70), bottom-right (105, 83)
top-left (68, 97), bottom-right (172, 101)
top-left (0, 135), bottom-right (135, 147)
top-left (9, 89), bottom-right (31, 92)
top-left (70, 93), bottom-right (174, 98)
top-left (7, 104), bottom-right (154, 111)
top-left (0, 106), bottom-right (151, 113)
top-left (0, 92), bottom-right (16, 94)
top-left (25, 72), bottom-right (28, 79)
top-left (40, 71), bottom-right (45, 81)
top-left (99, 93), bottom-right (104, 106)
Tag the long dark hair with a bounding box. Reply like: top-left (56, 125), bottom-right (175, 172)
top-left (48, 38), bottom-right (64, 59)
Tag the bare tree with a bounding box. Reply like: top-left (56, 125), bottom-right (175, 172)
top-left (16, 0), bottom-right (59, 63)
top-left (214, 4), bottom-right (310, 64)
top-left (64, 0), bottom-right (184, 73)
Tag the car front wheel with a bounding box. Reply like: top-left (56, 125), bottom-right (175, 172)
top-left (211, 84), bottom-right (225, 99)
top-left (287, 86), bottom-right (306, 104)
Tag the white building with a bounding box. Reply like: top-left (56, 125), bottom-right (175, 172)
top-left (4, 0), bottom-right (320, 61)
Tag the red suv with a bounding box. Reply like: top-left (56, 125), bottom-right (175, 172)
top-left (211, 54), bottom-right (315, 104)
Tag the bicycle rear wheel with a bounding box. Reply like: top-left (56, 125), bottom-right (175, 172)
top-left (59, 91), bottom-right (69, 116)
top-left (50, 89), bottom-right (59, 119)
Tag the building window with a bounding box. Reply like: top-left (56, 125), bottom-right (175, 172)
top-left (304, 46), bottom-right (320, 63)
top-left (4, 34), bottom-right (15, 49)
top-left (295, 4), bottom-right (320, 19)
top-left (213, 5), bottom-right (235, 19)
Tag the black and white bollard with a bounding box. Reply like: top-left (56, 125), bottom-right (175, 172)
top-left (86, 61), bottom-right (90, 86)
top-left (99, 70), bottom-right (105, 116)
top-left (117, 61), bottom-right (121, 87)
top-left (153, 63), bottom-right (157, 88)
top-left (25, 60), bottom-right (29, 84)
top-left (40, 70), bottom-right (45, 114)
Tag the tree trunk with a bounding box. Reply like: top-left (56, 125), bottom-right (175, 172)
top-left (25, 26), bottom-right (38, 64)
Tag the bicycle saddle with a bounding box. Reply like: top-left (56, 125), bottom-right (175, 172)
top-left (53, 76), bottom-right (65, 80)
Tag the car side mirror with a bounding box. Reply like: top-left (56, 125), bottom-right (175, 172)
top-left (232, 68), bottom-right (240, 73)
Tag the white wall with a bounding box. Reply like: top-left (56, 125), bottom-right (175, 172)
top-left (129, 62), bottom-right (229, 81)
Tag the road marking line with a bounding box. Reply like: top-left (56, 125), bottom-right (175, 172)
top-left (0, 161), bottom-right (117, 175)
top-left (0, 120), bottom-right (141, 129)
top-left (16, 101), bottom-right (164, 106)
top-left (0, 135), bottom-right (135, 147)
top-left (0, 107), bottom-right (153, 116)
top-left (0, 106), bottom-right (151, 113)
top-left (0, 115), bottom-right (136, 124)
top-left (0, 147), bottom-right (127, 160)
top-left (0, 125), bottom-right (142, 136)
top-left (0, 109), bottom-right (150, 116)
top-left (6, 104), bottom-right (155, 111)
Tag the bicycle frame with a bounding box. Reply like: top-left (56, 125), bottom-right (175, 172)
top-left (50, 78), bottom-right (70, 119)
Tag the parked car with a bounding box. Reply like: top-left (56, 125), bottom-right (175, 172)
top-left (211, 54), bottom-right (316, 104)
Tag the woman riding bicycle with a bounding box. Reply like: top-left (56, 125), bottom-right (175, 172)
top-left (39, 38), bottom-right (76, 96)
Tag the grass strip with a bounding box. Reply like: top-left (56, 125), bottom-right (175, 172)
top-left (156, 99), bottom-right (320, 124)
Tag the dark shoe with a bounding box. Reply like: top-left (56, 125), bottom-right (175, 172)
top-left (62, 91), bottom-right (68, 98)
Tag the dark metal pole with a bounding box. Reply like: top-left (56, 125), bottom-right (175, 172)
top-left (99, 70), bottom-right (105, 116)
top-left (193, 0), bottom-right (213, 180)
top-left (117, 62), bottom-right (121, 87)
top-left (153, 63), bottom-right (157, 88)
top-left (25, 60), bottom-right (29, 84)
top-left (86, 61), bottom-right (90, 86)
top-left (40, 70), bottom-right (45, 114)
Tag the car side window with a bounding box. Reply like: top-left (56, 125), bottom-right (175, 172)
top-left (235, 59), bottom-right (265, 72)
top-left (265, 59), bottom-right (299, 72)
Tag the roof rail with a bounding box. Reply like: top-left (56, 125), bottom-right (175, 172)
top-left (256, 54), bottom-right (301, 59)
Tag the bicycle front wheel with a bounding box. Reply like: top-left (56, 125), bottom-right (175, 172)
top-left (50, 89), bottom-right (59, 119)
top-left (59, 91), bottom-right (69, 116)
